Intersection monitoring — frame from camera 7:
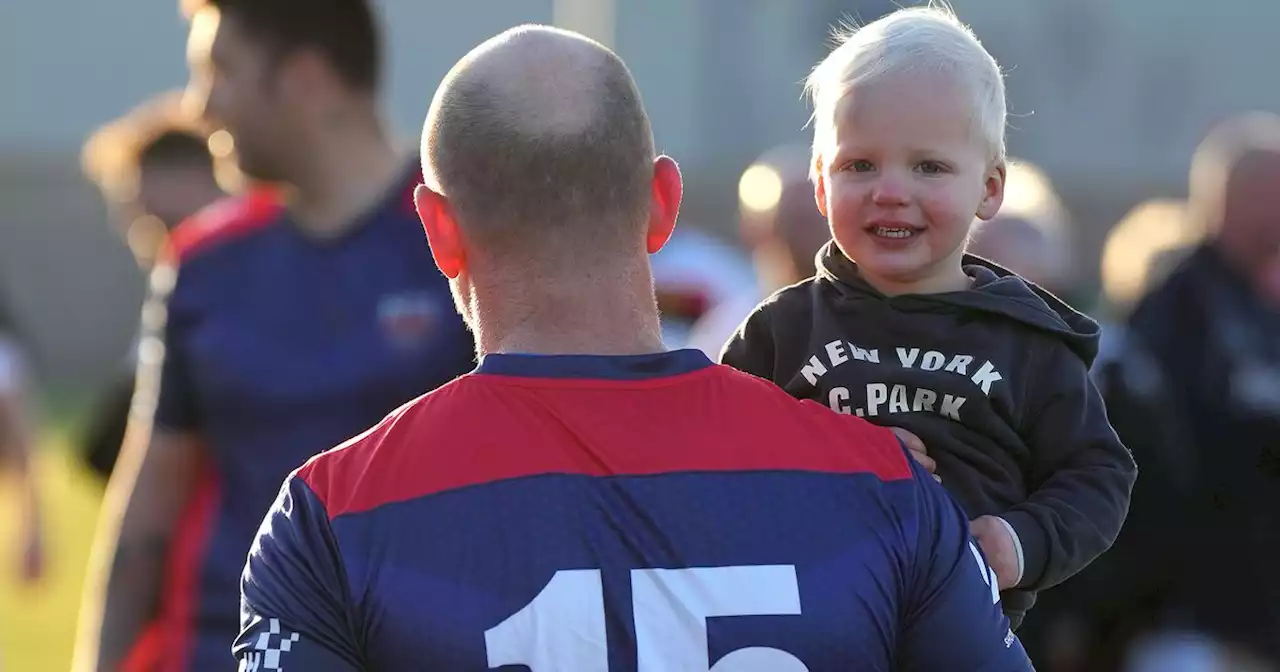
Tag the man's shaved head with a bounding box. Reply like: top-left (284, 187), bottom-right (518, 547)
top-left (422, 25), bottom-right (656, 259)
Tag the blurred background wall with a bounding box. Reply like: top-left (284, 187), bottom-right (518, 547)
top-left (3, 0), bottom-right (1279, 389)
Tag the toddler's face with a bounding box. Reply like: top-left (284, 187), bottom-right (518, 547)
top-left (815, 72), bottom-right (1004, 294)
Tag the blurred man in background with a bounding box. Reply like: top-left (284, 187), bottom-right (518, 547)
top-left (1112, 112), bottom-right (1280, 668)
top-left (1013, 198), bottom-right (1201, 672)
top-left (685, 143), bottom-right (829, 357)
top-left (79, 91), bottom-right (230, 483)
top-left (73, 1), bottom-right (474, 670)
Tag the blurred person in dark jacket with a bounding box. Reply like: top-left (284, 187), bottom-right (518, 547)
top-left (1019, 199), bottom-right (1206, 672)
top-left (1118, 112), bottom-right (1280, 666)
top-left (79, 91), bottom-right (230, 482)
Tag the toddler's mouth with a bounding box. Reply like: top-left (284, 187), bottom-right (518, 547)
top-left (869, 225), bottom-right (918, 239)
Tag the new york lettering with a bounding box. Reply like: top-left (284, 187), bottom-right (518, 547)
top-left (801, 340), bottom-right (1006, 422)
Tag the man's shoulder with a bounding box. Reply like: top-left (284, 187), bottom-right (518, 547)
top-left (164, 188), bottom-right (284, 267)
top-left (295, 375), bottom-right (481, 517)
top-left (705, 364), bottom-right (915, 484)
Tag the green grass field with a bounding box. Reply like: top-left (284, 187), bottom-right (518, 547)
top-left (0, 435), bottom-right (104, 672)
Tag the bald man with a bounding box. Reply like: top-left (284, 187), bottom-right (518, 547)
top-left (235, 25), bottom-right (1032, 671)
top-left (686, 144), bottom-right (829, 357)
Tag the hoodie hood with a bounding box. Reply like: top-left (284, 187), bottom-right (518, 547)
top-left (816, 240), bottom-right (1101, 366)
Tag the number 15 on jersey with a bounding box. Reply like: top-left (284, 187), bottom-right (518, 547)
top-left (485, 564), bottom-right (811, 671)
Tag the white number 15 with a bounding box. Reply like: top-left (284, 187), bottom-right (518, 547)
top-left (484, 564), bottom-right (811, 671)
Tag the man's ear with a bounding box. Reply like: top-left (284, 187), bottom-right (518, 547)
top-left (415, 184), bottom-right (465, 279)
top-left (647, 155), bottom-right (683, 254)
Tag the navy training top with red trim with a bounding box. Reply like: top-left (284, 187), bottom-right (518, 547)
top-left (235, 350), bottom-right (1030, 671)
top-left (139, 162), bottom-right (474, 671)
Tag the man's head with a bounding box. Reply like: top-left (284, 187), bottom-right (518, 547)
top-left (182, 0), bottom-right (382, 181)
top-left (1190, 112), bottom-right (1280, 282)
top-left (415, 25), bottom-right (682, 329)
top-left (83, 91), bottom-right (227, 267)
top-left (737, 144), bottom-right (829, 287)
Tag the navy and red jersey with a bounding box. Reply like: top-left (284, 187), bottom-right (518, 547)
top-left (133, 162), bottom-right (474, 671)
top-left (235, 350), bottom-right (1031, 671)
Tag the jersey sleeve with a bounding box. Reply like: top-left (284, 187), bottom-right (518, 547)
top-left (897, 458), bottom-right (1033, 672)
top-left (138, 262), bottom-right (201, 432)
top-left (234, 473), bottom-right (362, 671)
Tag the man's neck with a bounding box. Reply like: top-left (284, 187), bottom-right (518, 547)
top-left (285, 116), bottom-right (404, 238)
top-left (473, 267), bottom-right (667, 357)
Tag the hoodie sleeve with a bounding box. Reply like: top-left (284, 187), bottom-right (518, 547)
top-left (1000, 343), bottom-right (1137, 591)
top-left (719, 302), bottom-right (778, 379)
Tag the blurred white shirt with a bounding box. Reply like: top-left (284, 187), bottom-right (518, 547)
top-left (651, 227), bottom-right (758, 350)
top-left (684, 289), bottom-right (765, 360)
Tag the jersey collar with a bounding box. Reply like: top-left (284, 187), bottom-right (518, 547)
top-left (476, 349), bottom-right (713, 381)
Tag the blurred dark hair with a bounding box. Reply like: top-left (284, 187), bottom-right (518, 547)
top-left (137, 129), bottom-right (214, 172)
top-left (83, 91), bottom-right (216, 202)
top-left (185, 0), bottom-right (382, 92)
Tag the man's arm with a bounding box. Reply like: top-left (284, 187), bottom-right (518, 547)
top-left (1000, 346), bottom-right (1138, 591)
top-left (236, 474), bottom-right (361, 671)
top-left (897, 459), bottom-right (1033, 671)
top-left (73, 264), bottom-right (205, 672)
top-left (74, 427), bottom-right (203, 671)
top-left (80, 368), bottom-right (137, 482)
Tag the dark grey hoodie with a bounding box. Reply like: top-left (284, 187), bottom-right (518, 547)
top-left (721, 241), bottom-right (1136, 628)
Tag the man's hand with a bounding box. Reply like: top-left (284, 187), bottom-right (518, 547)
top-left (890, 427), bottom-right (940, 483)
top-left (970, 515), bottom-right (1019, 590)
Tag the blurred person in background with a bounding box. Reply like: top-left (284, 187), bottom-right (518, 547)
top-left (1113, 112), bottom-right (1280, 668)
top-left (685, 143), bottom-right (829, 357)
top-left (651, 225), bottom-right (759, 349)
top-left (1021, 199), bottom-right (1205, 672)
top-left (958, 161), bottom-right (1147, 670)
top-left (965, 159), bottom-right (1086, 306)
top-left (0, 310), bottom-right (44, 587)
top-left (79, 91), bottom-right (231, 483)
top-left (72, 1), bottom-right (474, 670)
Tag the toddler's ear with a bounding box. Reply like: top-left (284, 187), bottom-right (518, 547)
top-left (976, 163), bottom-right (1006, 221)
top-left (814, 158), bottom-right (830, 218)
